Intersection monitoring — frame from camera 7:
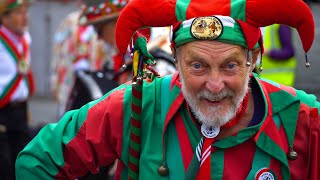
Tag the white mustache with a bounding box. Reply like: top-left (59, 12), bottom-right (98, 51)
top-left (197, 90), bottom-right (234, 102)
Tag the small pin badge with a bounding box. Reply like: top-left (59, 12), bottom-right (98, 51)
top-left (201, 124), bottom-right (220, 138)
top-left (255, 168), bottom-right (276, 180)
top-left (190, 16), bottom-right (223, 40)
top-left (18, 61), bottom-right (30, 75)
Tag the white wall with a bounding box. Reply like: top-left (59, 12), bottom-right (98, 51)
top-left (29, 1), bottom-right (77, 97)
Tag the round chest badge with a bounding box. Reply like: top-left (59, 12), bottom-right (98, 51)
top-left (190, 16), bottom-right (223, 40)
top-left (255, 168), bottom-right (276, 180)
top-left (201, 124), bottom-right (220, 138)
top-left (18, 61), bottom-right (30, 75)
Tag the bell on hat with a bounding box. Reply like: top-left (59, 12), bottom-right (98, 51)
top-left (79, 0), bottom-right (129, 26)
top-left (0, 0), bottom-right (31, 16)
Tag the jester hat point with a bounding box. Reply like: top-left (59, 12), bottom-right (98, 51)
top-left (115, 0), bottom-right (315, 58)
top-left (79, 0), bottom-right (129, 26)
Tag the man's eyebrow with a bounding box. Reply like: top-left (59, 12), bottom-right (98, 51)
top-left (186, 50), bottom-right (207, 62)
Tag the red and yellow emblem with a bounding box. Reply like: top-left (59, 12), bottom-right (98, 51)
top-left (190, 16), bottom-right (223, 40)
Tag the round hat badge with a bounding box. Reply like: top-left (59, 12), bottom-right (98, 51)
top-left (190, 16), bottom-right (223, 40)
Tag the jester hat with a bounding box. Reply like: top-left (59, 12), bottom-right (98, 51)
top-left (115, 0), bottom-right (315, 58)
top-left (79, 0), bottom-right (129, 26)
top-left (0, 0), bottom-right (31, 15)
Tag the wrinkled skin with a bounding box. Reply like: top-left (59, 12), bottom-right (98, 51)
top-left (176, 41), bottom-right (259, 128)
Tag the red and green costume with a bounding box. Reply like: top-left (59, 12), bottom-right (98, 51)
top-left (16, 73), bottom-right (320, 179)
top-left (16, 0), bottom-right (318, 179)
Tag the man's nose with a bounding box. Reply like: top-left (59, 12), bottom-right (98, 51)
top-left (205, 71), bottom-right (225, 94)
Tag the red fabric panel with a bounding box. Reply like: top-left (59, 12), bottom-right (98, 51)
top-left (289, 104), bottom-right (319, 180)
top-left (175, 113), bottom-right (194, 171)
top-left (56, 90), bottom-right (125, 178)
top-left (236, 20), bottom-right (261, 50)
top-left (223, 139), bottom-right (256, 179)
top-left (186, 0), bottom-right (230, 19)
top-left (269, 158), bottom-right (282, 180)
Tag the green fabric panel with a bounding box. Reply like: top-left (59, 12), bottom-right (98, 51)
top-left (120, 85), bottom-right (132, 178)
top-left (214, 125), bottom-right (260, 148)
top-left (211, 149), bottom-right (224, 180)
top-left (138, 78), bottom-right (168, 180)
top-left (246, 148), bottom-right (272, 179)
top-left (269, 90), bottom-right (300, 147)
top-left (230, 0), bottom-right (246, 21)
top-left (181, 106), bottom-right (201, 148)
top-left (119, 78), bottom-right (170, 179)
top-left (185, 152), bottom-right (200, 180)
top-left (166, 123), bottom-right (186, 179)
top-left (272, 114), bottom-right (281, 130)
top-left (0, 38), bottom-right (18, 61)
top-left (256, 132), bottom-right (290, 179)
top-left (0, 74), bottom-right (18, 98)
top-left (176, 0), bottom-right (191, 21)
top-left (296, 89), bottom-right (320, 110)
top-left (161, 74), bottom-right (174, 122)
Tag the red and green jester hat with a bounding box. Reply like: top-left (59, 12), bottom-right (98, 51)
top-left (114, 0), bottom-right (315, 179)
top-left (115, 0), bottom-right (314, 63)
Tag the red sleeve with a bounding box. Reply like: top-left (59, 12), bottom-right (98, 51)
top-left (57, 89), bottom-right (125, 178)
top-left (289, 105), bottom-right (320, 180)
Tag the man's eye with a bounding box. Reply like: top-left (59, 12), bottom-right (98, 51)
top-left (226, 63), bottom-right (236, 70)
top-left (192, 63), bottom-right (202, 69)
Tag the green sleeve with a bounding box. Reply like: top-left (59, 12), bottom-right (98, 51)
top-left (296, 89), bottom-right (320, 111)
top-left (16, 85), bottom-right (127, 179)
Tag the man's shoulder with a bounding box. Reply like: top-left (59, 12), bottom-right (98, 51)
top-left (256, 76), bottom-right (320, 111)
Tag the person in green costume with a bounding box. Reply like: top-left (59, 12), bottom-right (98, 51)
top-left (16, 0), bottom-right (319, 179)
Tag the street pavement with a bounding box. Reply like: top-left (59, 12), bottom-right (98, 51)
top-left (29, 2), bottom-right (320, 128)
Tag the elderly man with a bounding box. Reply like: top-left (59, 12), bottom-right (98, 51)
top-left (16, 0), bottom-right (319, 179)
top-left (0, 0), bottom-right (34, 179)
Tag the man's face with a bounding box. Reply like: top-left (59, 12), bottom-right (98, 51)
top-left (2, 5), bottom-right (29, 35)
top-left (93, 18), bottom-right (117, 46)
top-left (177, 41), bottom-right (256, 127)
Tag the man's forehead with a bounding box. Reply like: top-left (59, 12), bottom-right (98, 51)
top-left (181, 41), bottom-right (245, 56)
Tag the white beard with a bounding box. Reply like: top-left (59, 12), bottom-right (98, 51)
top-left (178, 65), bottom-right (250, 127)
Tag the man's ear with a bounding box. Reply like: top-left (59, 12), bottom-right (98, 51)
top-left (250, 48), bottom-right (261, 71)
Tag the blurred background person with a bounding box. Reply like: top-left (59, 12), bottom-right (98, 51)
top-left (51, 9), bottom-right (96, 118)
top-left (256, 24), bottom-right (297, 87)
top-left (0, 0), bottom-right (34, 179)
